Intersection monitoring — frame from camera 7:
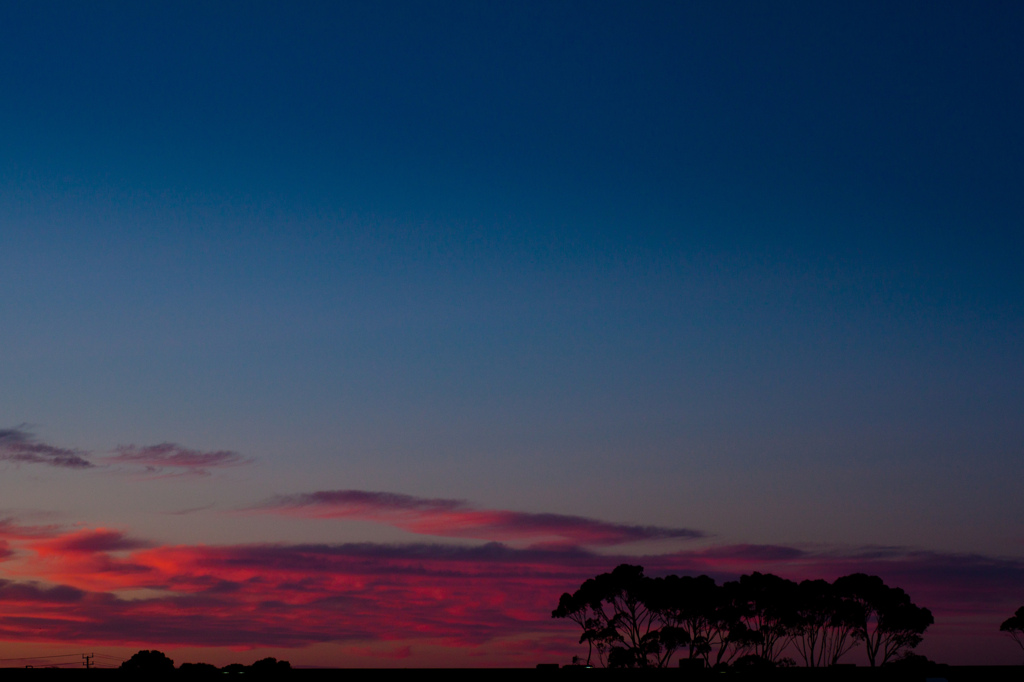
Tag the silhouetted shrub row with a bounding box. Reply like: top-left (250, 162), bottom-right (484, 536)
top-left (553, 564), bottom-right (935, 668)
top-left (120, 650), bottom-right (291, 675)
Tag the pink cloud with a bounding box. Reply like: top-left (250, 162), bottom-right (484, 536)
top-left (256, 490), bottom-right (705, 547)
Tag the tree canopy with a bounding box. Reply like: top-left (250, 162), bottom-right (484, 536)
top-left (553, 565), bottom-right (932, 669)
top-left (551, 564), bottom-right (675, 667)
top-left (1001, 606), bottom-right (1024, 654)
top-left (833, 573), bottom-right (934, 667)
top-left (120, 649), bottom-right (175, 672)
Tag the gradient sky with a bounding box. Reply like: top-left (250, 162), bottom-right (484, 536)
top-left (1, 0), bottom-right (1023, 668)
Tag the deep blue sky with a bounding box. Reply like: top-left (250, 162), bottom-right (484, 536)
top-left (2, 0), bottom-right (1024, 667)
top-left (1, 1), bottom-right (1023, 553)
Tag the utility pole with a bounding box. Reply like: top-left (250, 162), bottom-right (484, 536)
top-left (82, 653), bottom-right (94, 669)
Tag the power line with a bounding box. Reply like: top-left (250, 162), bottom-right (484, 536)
top-left (0, 651), bottom-right (123, 668)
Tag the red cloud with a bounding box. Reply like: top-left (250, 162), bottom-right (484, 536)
top-left (16, 529), bottom-right (156, 593)
top-left (0, 531), bottom-right (595, 651)
top-left (256, 490), bottom-right (705, 547)
top-left (0, 521), bottom-right (1021, 665)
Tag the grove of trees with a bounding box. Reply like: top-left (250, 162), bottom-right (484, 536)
top-left (552, 564), bottom-right (934, 668)
top-left (120, 652), bottom-right (291, 676)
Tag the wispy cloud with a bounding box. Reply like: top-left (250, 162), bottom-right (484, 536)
top-left (0, 518), bottom-right (63, 540)
top-left (0, 427), bottom-right (93, 469)
top-left (0, 429), bottom-right (253, 479)
top-left (162, 504), bottom-right (217, 516)
top-left (255, 490), bottom-right (705, 547)
top-left (107, 443), bottom-right (252, 477)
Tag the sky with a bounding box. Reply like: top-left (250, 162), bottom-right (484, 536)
top-left (0, 0), bottom-right (1023, 668)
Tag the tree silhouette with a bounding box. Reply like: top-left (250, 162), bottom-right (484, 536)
top-left (120, 649), bottom-right (175, 672)
top-left (1001, 606), bottom-right (1024, 656)
top-left (250, 657), bottom-right (292, 676)
top-left (561, 565), bottom-right (937, 667)
top-left (552, 576), bottom-right (609, 666)
top-left (726, 571), bottom-right (800, 665)
top-left (555, 566), bottom-right (934, 668)
top-left (833, 573), bottom-right (933, 667)
top-left (552, 564), bottom-right (682, 667)
top-left (790, 578), bottom-right (862, 667)
top-left (653, 574), bottom-right (718, 665)
top-left (178, 662), bottom-right (219, 677)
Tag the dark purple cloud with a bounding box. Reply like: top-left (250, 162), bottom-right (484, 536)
top-left (258, 489), bottom-right (705, 547)
top-left (43, 529), bottom-right (151, 554)
top-left (108, 443), bottom-right (252, 476)
top-left (288, 490), bottom-right (464, 513)
top-left (0, 580), bottom-right (85, 604)
top-left (0, 429), bottom-right (256, 478)
top-left (0, 427), bottom-right (93, 469)
top-left (691, 543), bottom-right (807, 562)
